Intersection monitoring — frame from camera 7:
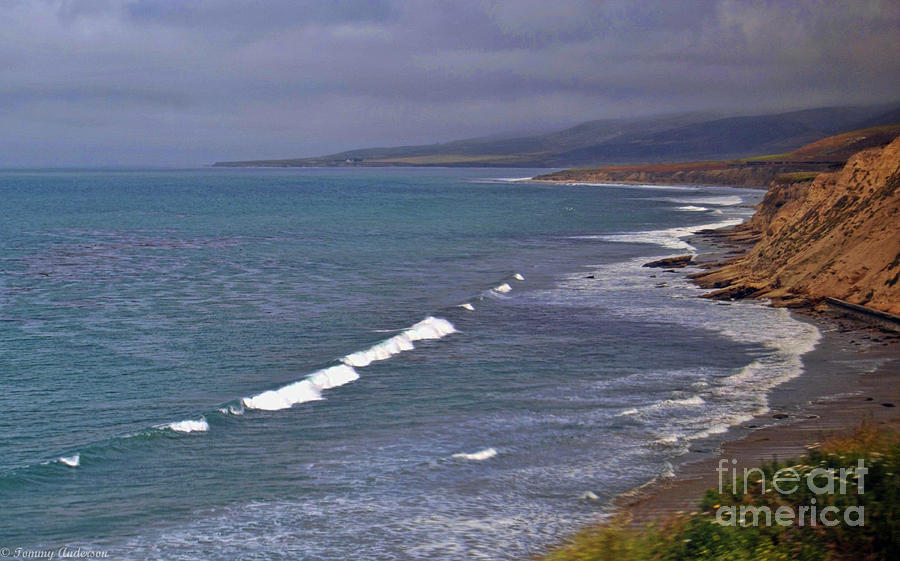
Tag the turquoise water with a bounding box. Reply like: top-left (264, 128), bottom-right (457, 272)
top-left (0, 168), bottom-right (819, 559)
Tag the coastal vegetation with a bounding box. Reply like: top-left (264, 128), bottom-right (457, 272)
top-left (540, 424), bottom-right (900, 561)
top-left (773, 172), bottom-right (819, 184)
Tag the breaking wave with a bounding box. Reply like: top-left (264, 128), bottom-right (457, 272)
top-left (563, 181), bottom-right (700, 191)
top-left (159, 418), bottom-right (210, 433)
top-left (667, 195), bottom-right (743, 206)
top-left (218, 404), bottom-right (245, 416)
top-left (584, 219), bottom-right (743, 252)
top-left (656, 395), bottom-right (705, 408)
top-left (59, 454), bottom-right (80, 467)
top-left (242, 379), bottom-right (325, 412)
top-left (553, 198), bottom-right (822, 459)
top-left (341, 316), bottom-right (456, 368)
top-left (244, 316), bottom-right (455, 411)
top-left (452, 448), bottom-right (497, 461)
top-left (628, 395), bottom-right (706, 417)
top-left (18, 314), bottom-right (459, 471)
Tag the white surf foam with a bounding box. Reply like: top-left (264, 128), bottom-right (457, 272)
top-left (341, 316), bottom-right (455, 368)
top-left (535, 197), bottom-right (821, 478)
top-left (452, 447), bottom-right (497, 461)
top-left (565, 182), bottom-right (700, 192)
top-left (661, 461), bottom-right (676, 478)
top-left (676, 205), bottom-right (709, 212)
top-left (217, 403), bottom-right (245, 416)
top-left (242, 317), bottom-right (454, 412)
top-left (636, 395), bottom-right (705, 415)
top-left (162, 418), bottom-right (209, 433)
top-left (341, 335), bottom-right (413, 367)
top-left (591, 218), bottom-right (743, 252)
top-left (668, 195), bottom-right (743, 206)
top-left (513, 273), bottom-right (524, 280)
top-left (242, 379), bottom-right (323, 411)
top-left (458, 303), bottom-right (475, 311)
top-left (405, 316), bottom-right (456, 341)
top-left (307, 364), bottom-right (360, 390)
top-left (665, 395), bottom-right (705, 407)
top-left (59, 453), bottom-right (80, 467)
top-left (493, 283), bottom-right (512, 293)
top-left (713, 307), bottom-right (821, 396)
top-left (240, 365), bottom-right (360, 411)
top-left (690, 423), bottom-right (732, 439)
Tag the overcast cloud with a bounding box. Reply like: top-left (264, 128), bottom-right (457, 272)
top-left (1, 0), bottom-right (898, 166)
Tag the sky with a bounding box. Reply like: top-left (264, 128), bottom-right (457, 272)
top-left (2, 0), bottom-right (898, 166)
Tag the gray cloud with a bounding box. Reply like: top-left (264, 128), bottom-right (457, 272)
top-left (123, 0), bottom-right (394, 30)
top-left (1, 0), bottom-right (898, 166)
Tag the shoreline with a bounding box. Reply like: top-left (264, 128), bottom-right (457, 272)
top-left (612, 224), bottom-right (900, 524)
top-left (518, 170), bottom-right (900, 552)
top-left (526, 164), bottom-right (900, 558)
top-left (531, 177), bottom-right (770, 190)
top-left (618, 309), bottom-right (900, 523)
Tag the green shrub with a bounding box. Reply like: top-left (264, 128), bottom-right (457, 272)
top-left (541, 425), bottom-right (900, 561)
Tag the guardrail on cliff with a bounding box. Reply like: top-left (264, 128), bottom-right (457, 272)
top-left (825, 298), bottom-right (900, 333)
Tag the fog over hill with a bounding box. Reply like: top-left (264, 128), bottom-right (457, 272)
top-left (2, 1), bottom-right (898, 166)
top-left (215, 102), bottom-right (900, 168)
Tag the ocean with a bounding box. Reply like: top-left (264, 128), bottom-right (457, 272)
top-left (0, 168), bottom-right (821, 560)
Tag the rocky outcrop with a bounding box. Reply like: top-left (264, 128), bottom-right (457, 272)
top-left (643, 255), bottom-right (694, 268)
top-left (692, 136), bottom-right (900, 315)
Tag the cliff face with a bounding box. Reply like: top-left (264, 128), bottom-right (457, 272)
top-left (694, 136), bottom-right (900, 315)
top-left (538, 166), bottom-right (785, 188)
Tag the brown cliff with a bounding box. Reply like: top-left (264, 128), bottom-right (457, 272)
top-left (692, 136), bottom-right (900, 315)
top-left (536, 163), bottom-right (799, 189)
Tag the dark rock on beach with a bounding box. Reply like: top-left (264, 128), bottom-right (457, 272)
top-left (643, 255), bottom-right (694, 269)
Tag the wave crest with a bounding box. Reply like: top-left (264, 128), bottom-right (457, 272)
top-left (452, 448), bottom-right (497, 461)
top-left (161, 418), bottom-right (210, 433)
top-left (59, 454), bottom-right (80, 467)
top-left (341, 316), bottom-right (455, 367)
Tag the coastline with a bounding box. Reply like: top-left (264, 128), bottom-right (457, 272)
top-left (531, 177), bottom-right (770, 190)
top-left (617, 305), bottom-right (900, 523)
top-left (535, 136), bottom-right (900, 533)
top-left (523, 153), bottom-right (900, 558)
top-left (610, 219), bottom-right (900, 523)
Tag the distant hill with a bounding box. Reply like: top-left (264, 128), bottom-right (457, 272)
top-left (214, 103), bottom-right (900, 168)
top-left (533, 123), bottom-right (900, 188)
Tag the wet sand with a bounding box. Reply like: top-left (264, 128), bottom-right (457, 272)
top-left (619, 317), bottom-right (900, 523)
top-left (616, 228), bottom-right (900, 523)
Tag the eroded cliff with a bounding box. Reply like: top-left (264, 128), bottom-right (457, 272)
top-left (693, 136), bottom-right (900, 315)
